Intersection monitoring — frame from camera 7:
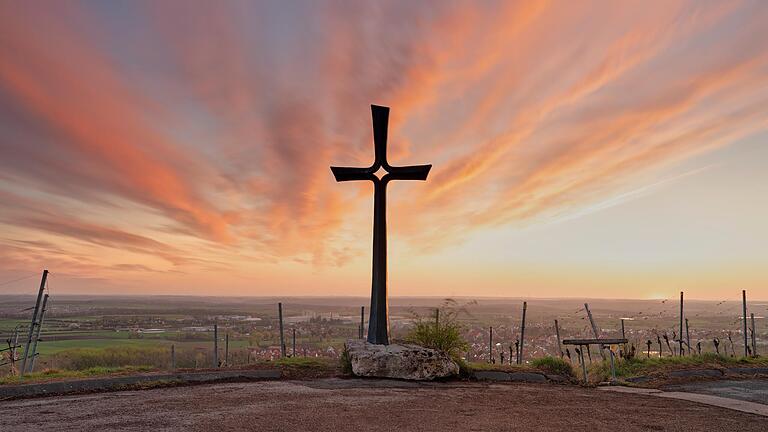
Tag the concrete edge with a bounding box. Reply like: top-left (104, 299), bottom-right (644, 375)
top-left (0, 369), bottom-right (281, 401)
top-left (655, 391), bottom-right (768, 417)
top-left (600, 385), bottom-right (768, 417)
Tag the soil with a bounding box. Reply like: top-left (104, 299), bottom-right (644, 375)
top-left (1, 378), bottom-right (765, 431)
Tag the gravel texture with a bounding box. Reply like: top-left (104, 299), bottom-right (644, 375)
top-left (1, 378), bottom-right (766, 431)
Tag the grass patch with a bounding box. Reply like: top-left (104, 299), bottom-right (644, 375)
top-left (466, 362), bottom-right (533, 372)
top-left (531, 356), bottom-right (575, 377)
top-left (405, 300), bottom-right (470, 359)
top-left (588, 353), bottom-right (768, 382)
top-left (35, 338), bottom-right (171, 355)
top-left (0, 365), bottom-right (155, 385)
top-left (265, 356), bottom-right (339, 379)
top-left (49, 346), bottom-right (172, 370)
top-left (271, 356), bottom-right (333, 369)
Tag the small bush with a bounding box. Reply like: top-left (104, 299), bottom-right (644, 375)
top-left (531, 356), bottom-right (574, 377)
top-left (405, 301), bottom-right (469, 359)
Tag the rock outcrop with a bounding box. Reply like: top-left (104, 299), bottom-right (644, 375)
top-left (346, 339), bottom-right (459, 380)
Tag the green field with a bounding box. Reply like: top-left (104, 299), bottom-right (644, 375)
top-left (35, 339), bottom-right (174, 355)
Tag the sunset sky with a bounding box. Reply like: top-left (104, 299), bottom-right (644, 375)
top-left (1, 1), bottom-right (767, 300)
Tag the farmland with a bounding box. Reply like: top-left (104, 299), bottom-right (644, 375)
top-left (1, 295), bottom-right (765, 376)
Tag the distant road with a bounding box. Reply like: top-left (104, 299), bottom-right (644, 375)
top-left (1, 379), bottom-right (766, 431)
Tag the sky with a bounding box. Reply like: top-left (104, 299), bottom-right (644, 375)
top-left (0, 1), bottom-right (766, 300)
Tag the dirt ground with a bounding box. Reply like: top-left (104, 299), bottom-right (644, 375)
top-left (1, 379), bottom-right (766, 431)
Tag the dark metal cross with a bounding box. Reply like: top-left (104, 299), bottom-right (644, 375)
top-left (331, 104), bottom-right (431, 345)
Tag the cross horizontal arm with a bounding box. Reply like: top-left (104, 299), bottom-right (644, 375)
top-left (330, 166), bottom-right (376, 182)
top-left (384, 164), bottom-right (432, 181)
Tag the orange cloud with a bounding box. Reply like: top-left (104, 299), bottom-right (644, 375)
top-left (0, 1), bottom-right (766, 295)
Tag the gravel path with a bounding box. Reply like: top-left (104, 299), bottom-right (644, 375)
top-left (2, 379), bottom-right (766, 431)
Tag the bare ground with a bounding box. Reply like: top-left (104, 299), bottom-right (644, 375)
top-left (1, 379), bottom-right (766, 431)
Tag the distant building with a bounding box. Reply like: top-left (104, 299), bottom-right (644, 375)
top-left (182, 326), bottom-right (214, 332)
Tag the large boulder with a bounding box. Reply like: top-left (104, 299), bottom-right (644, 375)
top-left (346, 339), bottom-right (459, 380)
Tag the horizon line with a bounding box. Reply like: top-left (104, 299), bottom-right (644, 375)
top-left (1, 293), bottom-right (764, 303)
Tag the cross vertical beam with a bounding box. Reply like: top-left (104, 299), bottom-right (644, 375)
top-left (331, 105), bottom-right (431, 345)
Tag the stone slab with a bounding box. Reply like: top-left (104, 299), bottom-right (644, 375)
top-left (726, 367), bottom-right (768, 375)
top-left (346, 340), bottom-right (459, 380)
top-left (625, 375), bottom-right (652, 383)
top-left (668, 369), bottom-right (723, 378)
top-left (509, 372), bottom-right (547, 383)
top-left (473, 371), bottom-right (511, 381)
top-left (472, 371), bottom-right (548, 383)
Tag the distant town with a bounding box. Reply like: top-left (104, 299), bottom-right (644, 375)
top-left (2, 295), bottom-right (763, 373)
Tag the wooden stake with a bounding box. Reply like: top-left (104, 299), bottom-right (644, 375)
top-left (278, 302), bottom-right (286, 358)
top-left (620, 319), bottom-right (626, 356)
top-left (579, 347), bottom-right (588, 383)
top-left (657, 335), bottom-right (663, 358)
top-left (620, 319), bottom-right (626, 340)
top-left (742, 290), bottom-right (748, 357)
top-left (10, 327), bottom-right (19, 368)
top-left (225, 333), bottom-right (230, 366)
top-left (213, 323), bottom-right (219, 368)
top-left (171, 344), bottom-right (176, 370)
top-left (555, 319), bottom-right (563, 358)
top-left (685, 318), bottom-right (691, 356)
top-left (488, 326), bottom-right (493, 363)
top-left (751, 313), bottom-right (757, 357)
top-left (20, 269), bottom-right (47, 377)
top-left (518, 301), bottom-right (527, 364)
top-left (679, 291), bottom-right (684, 356)
top-left (292, 328), bottom-right (296, 357)
top-left (584, 303), bottom-right (606, 360)
top-left (27, 293), bottom-right (49, 373)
